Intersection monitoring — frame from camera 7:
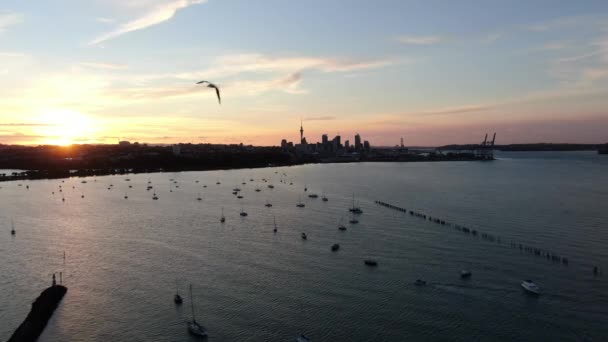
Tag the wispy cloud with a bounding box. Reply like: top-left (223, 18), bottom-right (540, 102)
top-left (0, 123), bottom-right (55, 127)
top-left (177, 53), bottom-right (395, 80)
top-left (89, 0), bottom-right (206, 45)
top-left (96, 17), bottom-right (115, 24)
top-left (0, 11), bottom-right (22, 33)
top-left (421, 104), bottom-right (495, 116)
top-left (304, 116), bottom-right (336, 121)
top-left (80, 62), bottom-right (129, 70)
top-left (396, 35), bottom-right (442, 45)
top-left (525, 15), bottom-right (605, 32)
top-left (0, 52), bottom-right (28, 58)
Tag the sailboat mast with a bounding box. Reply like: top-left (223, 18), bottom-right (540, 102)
top-left (190, 284), bottom-right (196, 322)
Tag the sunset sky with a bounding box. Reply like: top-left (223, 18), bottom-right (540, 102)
top-left (1, 0), bottom-right (607, 146)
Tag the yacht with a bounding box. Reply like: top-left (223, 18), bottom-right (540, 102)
top-left (220, 208), bottom-right (226, 223)
top-left (331, 243), bottom-right (340, 252)
top-left (364, 259), bottom-right (378, 267)
top-left (349, 194), bottom-right (363, 214)
top-left (197, 193), bottom-right (202, 201)
top-left (273, 216), bottom-right (278, 233)
top-left (460, 270), bottom-right (472, 278)
top-left (296, 196), bottom-right (305, 208)
top-left (308, 193), bottom-right (318, 199)
top-left (349, 213), bottom-right (359, 224)
top-left (240, 207), bottom-right (248, 217)
top-left (268, 184), bottom-right (275, 189)
top-left (301, 233), bottom-right (307, 240)
top-left (338, 217), bottom-right (347, 231)
top-left (187, 285), bottom-right (208, 337)
top-left (521, 280), bottom-right (540, 295)
top-left (321, 193), bottom-right (328, 202)
top-left (415, 279), bottom-right (427, 286)
top-left (237, 195), bottom-right (244, 199)
top-left (152, 192), bottom-right (159, 200)
top-left (265, 201), bottom-right (272, 207)
top-left (10, 220), bottom-right (15, 236)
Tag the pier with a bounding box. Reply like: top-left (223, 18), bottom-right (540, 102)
top-left (8, 285), bottom-right (67, 342)
top-left (375, 200), bottom-right (570, 266)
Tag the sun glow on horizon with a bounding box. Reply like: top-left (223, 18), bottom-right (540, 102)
top-left (33, 109), bottom-right (98, 146)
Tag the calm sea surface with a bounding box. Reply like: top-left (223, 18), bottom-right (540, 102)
top-left (1, 151), bottom-right (607, 341)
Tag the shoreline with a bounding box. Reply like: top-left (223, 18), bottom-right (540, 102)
top-left (0, 157), bottom-right (491, 183)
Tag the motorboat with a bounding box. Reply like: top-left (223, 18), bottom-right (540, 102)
top-left (308, 194), bottom-right (318, 198)
top-left (460, 270), bottom-right (472, 278)
top-left (521, 280), bottom-right (540, 294)
top-left (296, 334), bottom-right (312, 342)
top-left (331, 244), bottom-right (340, 252)
top-left (415, 279), bottom-right (427, 286)
top-left (301, 233), bottom-right (307, 240)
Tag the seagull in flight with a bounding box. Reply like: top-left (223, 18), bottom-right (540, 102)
top-left (196, 80), bottom-right (221, 105)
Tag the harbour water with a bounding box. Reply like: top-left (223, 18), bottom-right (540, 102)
top-left (1, 151), bottom-right (607, 341)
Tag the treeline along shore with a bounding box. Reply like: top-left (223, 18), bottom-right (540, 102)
top-left (0, 143), bottom-right (488, 182)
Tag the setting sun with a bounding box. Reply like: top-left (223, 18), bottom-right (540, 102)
top-left (33, 109), bottom-right (97, 146)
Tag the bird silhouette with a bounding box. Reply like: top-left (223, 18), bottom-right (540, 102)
top-left (196, 80), bottom-right (221, 104)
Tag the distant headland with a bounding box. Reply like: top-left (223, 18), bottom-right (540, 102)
top-left (0, 139), bottom-right (492, 182)
top-left (438, 143), bottom-right (606, 152)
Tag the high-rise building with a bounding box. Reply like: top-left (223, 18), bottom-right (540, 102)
top-left (345, 140), bottom-right (350, 150)
top-left (364, 140), bottom-right (370, 151)
top-left (300, 120), bottom-right (304, 144)
top-left (354, 133), bottom-right (362, 151)
top-left (322, 134), bottom-right (328, 144)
